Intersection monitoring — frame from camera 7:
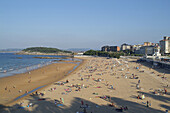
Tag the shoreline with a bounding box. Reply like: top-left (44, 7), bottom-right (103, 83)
top-left (0, 59), bottom-right (84, 106)
top-left (0, 61), bottom-right (52, 78)
top-left (0, 53), bottom-right (73, 78)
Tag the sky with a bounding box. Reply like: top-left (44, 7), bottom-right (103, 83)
top-left (0, 0), bottom-right (170, 50)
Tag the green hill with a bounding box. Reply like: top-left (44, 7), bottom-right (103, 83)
top-left (23, 47), bottom-right (72, 53)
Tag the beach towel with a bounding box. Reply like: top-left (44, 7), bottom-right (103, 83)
top-left (57, 104), bottom-right (63, 107)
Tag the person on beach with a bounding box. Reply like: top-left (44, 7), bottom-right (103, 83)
top-left (88, 75), bottom-right (91, 79)
top-left (28, 103), bottom-right (33, 107)
top-left (36, 91), bottom-right (38, 95)
top-left (98, 78), bottom-right (101, 82)
top-left (138, 80), bottom-right (140, 84)
top-left (142, 94), bottom-right (145, 100)
top-left (54, 100), bottom-right (57, 105)
top-left (20, 102), bottom-right (23, 106)
top-left (106, 81), bottom-right (109, 86)
top-left (81, 77), bottom-right (83, 81)
top-left (110, 85), bottom-right (114, 89)
top-left (109, 102), bottom-right (115, 107)
top-left (136, 84), bottom-right (140, 89)
top-left (60, 98), bottom-right (64, 104)
top-left (108, 96), bottom-right (111, 102)
top-left (28, 80), bottom-right (31, 83)
top-left (164, 88), bottom-right (167, 94)
top-left (66, 79), bottom-right (69, 83)
top-left (5, 86), bottom-right (7, 90)
top-left (78, 87), bottom-right (81, 91)
top-left (147, 101), bottom-right (149, 107)
top-left (60, 98), bottom-right (62, 103)
top-left (125, 75), bottom-right (127, 78)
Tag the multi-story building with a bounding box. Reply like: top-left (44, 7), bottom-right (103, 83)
top-left (153, 45), bottom-right (161, 56)
top-left (131, 44), bottom-right (142, 53)
top-left (159, 36), bottom-right (170, 55)
top-left (139, 46), bottom-right (155, 56)
top-left (101, 46), bottom-right (120, 52)
top-left (101, 46), bottom-right (110, 52)
top-left (121, 43), bottom-right (131, 51)
top-left (143, 42), bottom-right (152, 46)
top-left (110, 46), bottom-right (120, 52)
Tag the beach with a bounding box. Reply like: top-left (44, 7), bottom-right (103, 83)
top-left (1, 57), bottom-right (170, 113)
top-left (0, 62), bottom-right (78, 106)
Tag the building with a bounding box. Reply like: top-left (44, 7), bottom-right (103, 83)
top-left (101, 46), bottom-right (120, 52)
top-left (143, 42), bottom-right (153, 46)
top-left (159, 36), bottom-right (170, 55)
top-left (121, 43), bottom-right (131, 51)
top-left (131, 44), bottom-right (142, 53)
top-left (110, 46), bottom-right (120, 52)
top-left (153, 45), bottom-right (161, 56)
top-left (101, 46), bottom-right (110, 52)
top-left (139, 46), bottom-right (155, 56)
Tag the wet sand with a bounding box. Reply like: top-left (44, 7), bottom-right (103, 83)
top-left (0, 62), bottom-right (78, 105)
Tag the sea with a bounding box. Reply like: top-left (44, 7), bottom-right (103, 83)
top-left (0, 53), bottom-right (67, 78)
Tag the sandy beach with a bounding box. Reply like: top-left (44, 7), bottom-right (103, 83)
top-left (0, 62), bottom-right (78, 106)
top-left (1, 57), bottom-right (170, 113)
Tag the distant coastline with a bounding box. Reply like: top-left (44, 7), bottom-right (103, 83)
top-left (0, 51), bottom-right (20, 53)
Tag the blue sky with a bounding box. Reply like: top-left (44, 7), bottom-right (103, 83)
top-left (0, 0), bottom-right (170, 50)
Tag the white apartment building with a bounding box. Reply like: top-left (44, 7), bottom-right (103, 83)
top-left (159, 36), bottom-right (170, 55)
top-left (121, 43), bottom-right (131, 51)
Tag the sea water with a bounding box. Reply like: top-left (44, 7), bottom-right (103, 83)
top-left (0, 53), bottom-right (65, 78)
